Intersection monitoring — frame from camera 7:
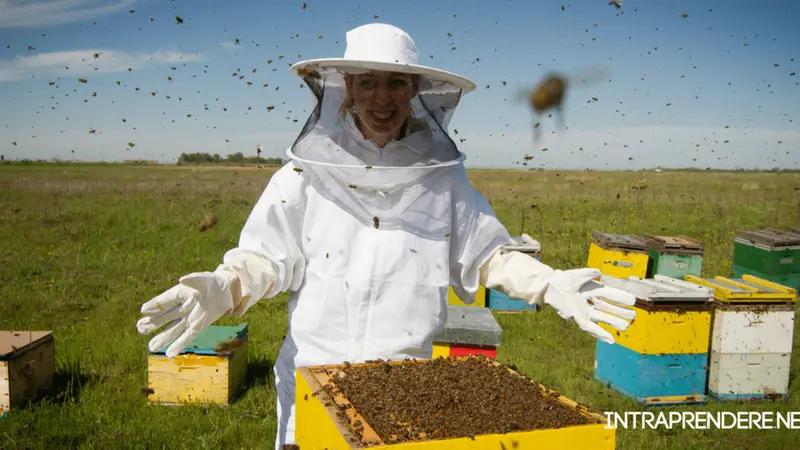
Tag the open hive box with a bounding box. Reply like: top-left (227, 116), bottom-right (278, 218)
top-left (295, 356), bottom-right (614, 449)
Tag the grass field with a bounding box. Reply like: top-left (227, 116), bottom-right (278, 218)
top-left (1, 163), bottom-right (799, 449)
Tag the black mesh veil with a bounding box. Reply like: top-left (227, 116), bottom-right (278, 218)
top-left (285, 66), bottom-right (470, 238)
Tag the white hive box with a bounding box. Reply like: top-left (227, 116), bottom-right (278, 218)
top-left (707, 302), bottom-right (795, 401)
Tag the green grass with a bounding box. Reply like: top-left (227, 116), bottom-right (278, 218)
top-left (1, 163), bottom-right (799, 449)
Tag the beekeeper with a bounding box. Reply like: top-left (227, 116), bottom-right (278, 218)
top-left (136, 23), bottom-right (637, 448)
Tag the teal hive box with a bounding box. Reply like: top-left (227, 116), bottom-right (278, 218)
top-left (733, 228), bottom-right (800, 275)
top-left (643, 234), bottom-right (704, 279)
top-left (486, 234), bottom-right (542, 312)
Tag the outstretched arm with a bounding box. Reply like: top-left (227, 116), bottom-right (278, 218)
top-left (478, 248), bottom-right (637, 344)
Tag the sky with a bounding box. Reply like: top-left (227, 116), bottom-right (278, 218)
top-left (0, 0), bottom-right (798, 170)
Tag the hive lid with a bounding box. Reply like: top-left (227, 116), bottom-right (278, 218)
top-left (432, 306), bottom-right (502, 346)
top-left (684, 274), bottom-right (796, 303)
top-left (599, 275), bottom-right (712, 303)
top-left (734, 228), bottom-right (800, 250)
top-left (150, 323), bottom-right (248, 356)
top-left (502, 234), bottom-right (541, 253)
top-left (643, 234), bottom-right (704, 255)
top-left (0, 331), bottom-right (53, 360)
top-left (591, 230), bottom-right (648, 251)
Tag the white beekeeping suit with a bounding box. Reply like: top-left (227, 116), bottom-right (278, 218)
top-left (136, 23), bottom-right (636, 449)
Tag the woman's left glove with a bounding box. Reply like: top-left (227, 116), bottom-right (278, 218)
top-left (479, 249), bottom-right (636, 344)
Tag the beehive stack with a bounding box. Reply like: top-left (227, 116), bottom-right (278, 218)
top-left (431, 305), bottom-right (502, 359)
top-left (587, 230), bottom-right (650, 278)
top-left (486, 234), bottom-right (542, 312)
top-left (294, 357), bottom-right (615, 448)
top-left (685, 275), bottom-right (796, 401)
top-left (643, 234), bottom-right (704, 279)
top-left (732, 228), bottom-right (800, 292)
top-left (146, 323), bottom-right (248, 406)
top-left (594, 275), bottom-right (713, 405)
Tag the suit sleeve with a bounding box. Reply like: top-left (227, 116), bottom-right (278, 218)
top-left (221, 162), bottom-right (308, 310)
top-left (448, 167), bottom-right (511, 305)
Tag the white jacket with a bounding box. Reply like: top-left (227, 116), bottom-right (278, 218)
top-left (222, 154), bottom-right (551, 447)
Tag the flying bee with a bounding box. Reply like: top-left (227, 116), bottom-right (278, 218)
top-left (215, 337), bottom-right (245, 353)
top-left (518, 65), bottom-right (610, 143)
top-left (609, 0), bottom-right (622, 8)
top-left (295, 66), bottom-right (321, 81)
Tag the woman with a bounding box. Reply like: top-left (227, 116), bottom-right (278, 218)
top-left (136, 23), bottom-right (636, 448)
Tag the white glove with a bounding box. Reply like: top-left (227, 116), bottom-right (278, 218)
top-left (137, 268), bottom-right (238, 358)
top-left (479, 249), bottom-right (636, 344)
top-left (137, 250), bottom-right (277, 358)
top-left (540, 268), bottom-right (636, 344)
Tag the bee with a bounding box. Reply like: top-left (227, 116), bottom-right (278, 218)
top-left (175, 16), bottom-right (183, 24)
top-left (373, 216), bottom-right (380, 229)
top-left (198, 213), bottom-right (217, 232)
top-left (78, 78), bottom-right (87, 84)
top-left (295, 66), bottom-right (321, 80)
top-left (520, 66), bottom-right (610, 143)
top-left (215, 337), bottom-right (245, 353)
top-left (609, 0), bottom-right (622, 8)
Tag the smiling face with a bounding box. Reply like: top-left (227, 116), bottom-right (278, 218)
top-left (344, 70), bottom-right (419, 148)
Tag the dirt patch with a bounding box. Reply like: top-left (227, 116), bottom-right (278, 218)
top-left (324, 356), bottom-right (596, 445)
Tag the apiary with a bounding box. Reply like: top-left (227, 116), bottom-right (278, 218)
top-left (643, 234), bottom-right (704, 279)
top-left (733, 228), bottom-right (800, 276)
top-left (146, 323), bottom-right (248, 406)
top-left (587, 230), bottom-right (650, 278)
top-left (446, 285), bottom-right (486, 308)
top-left (431, 305), bottom-right (502, 359)
top-left (593, 275), bottom-right (713, 405)
top-left (486, 234), bottom-right (542, 312)
top-left (684, 274), bottom-right (796, 401)
top-left (1, 331), bottom-right (55, 417)
top-left (294, 357), bottom-right (615, 449)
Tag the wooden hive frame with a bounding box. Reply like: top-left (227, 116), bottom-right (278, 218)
top-left (295, 357), bottom-right (614, 449)
top-left (684, 274), bottom-right (796, 303)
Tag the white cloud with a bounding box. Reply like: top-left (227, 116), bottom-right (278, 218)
top-left (0, 49), bottom-right (205, 81)
top-left (0, 0), bottom-right (139, 28)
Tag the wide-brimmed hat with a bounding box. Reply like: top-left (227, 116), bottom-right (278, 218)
top-left (290, 23), bottom-right (476, 94)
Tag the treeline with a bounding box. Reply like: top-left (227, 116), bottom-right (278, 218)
top-left (177, 152), bottom-right (285, 166)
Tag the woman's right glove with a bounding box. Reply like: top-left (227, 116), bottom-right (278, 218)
top-left (136, 251), bottom-right (276, 358)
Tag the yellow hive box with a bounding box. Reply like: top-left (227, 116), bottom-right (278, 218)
top-left (587, 231), bottom-right (649, 278)
top-left (146, 324), bottom-right (248, 406)
top-left (684, 274), bottom-right (796, 304)
top-left (597, 275), bottom-right (714, 355)
top-left (598, 301), bottom-right (712, 354)
top-left (447, 285), bottom-right (486, 308)
top-left (295, 358), bottom-right (615, 449)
